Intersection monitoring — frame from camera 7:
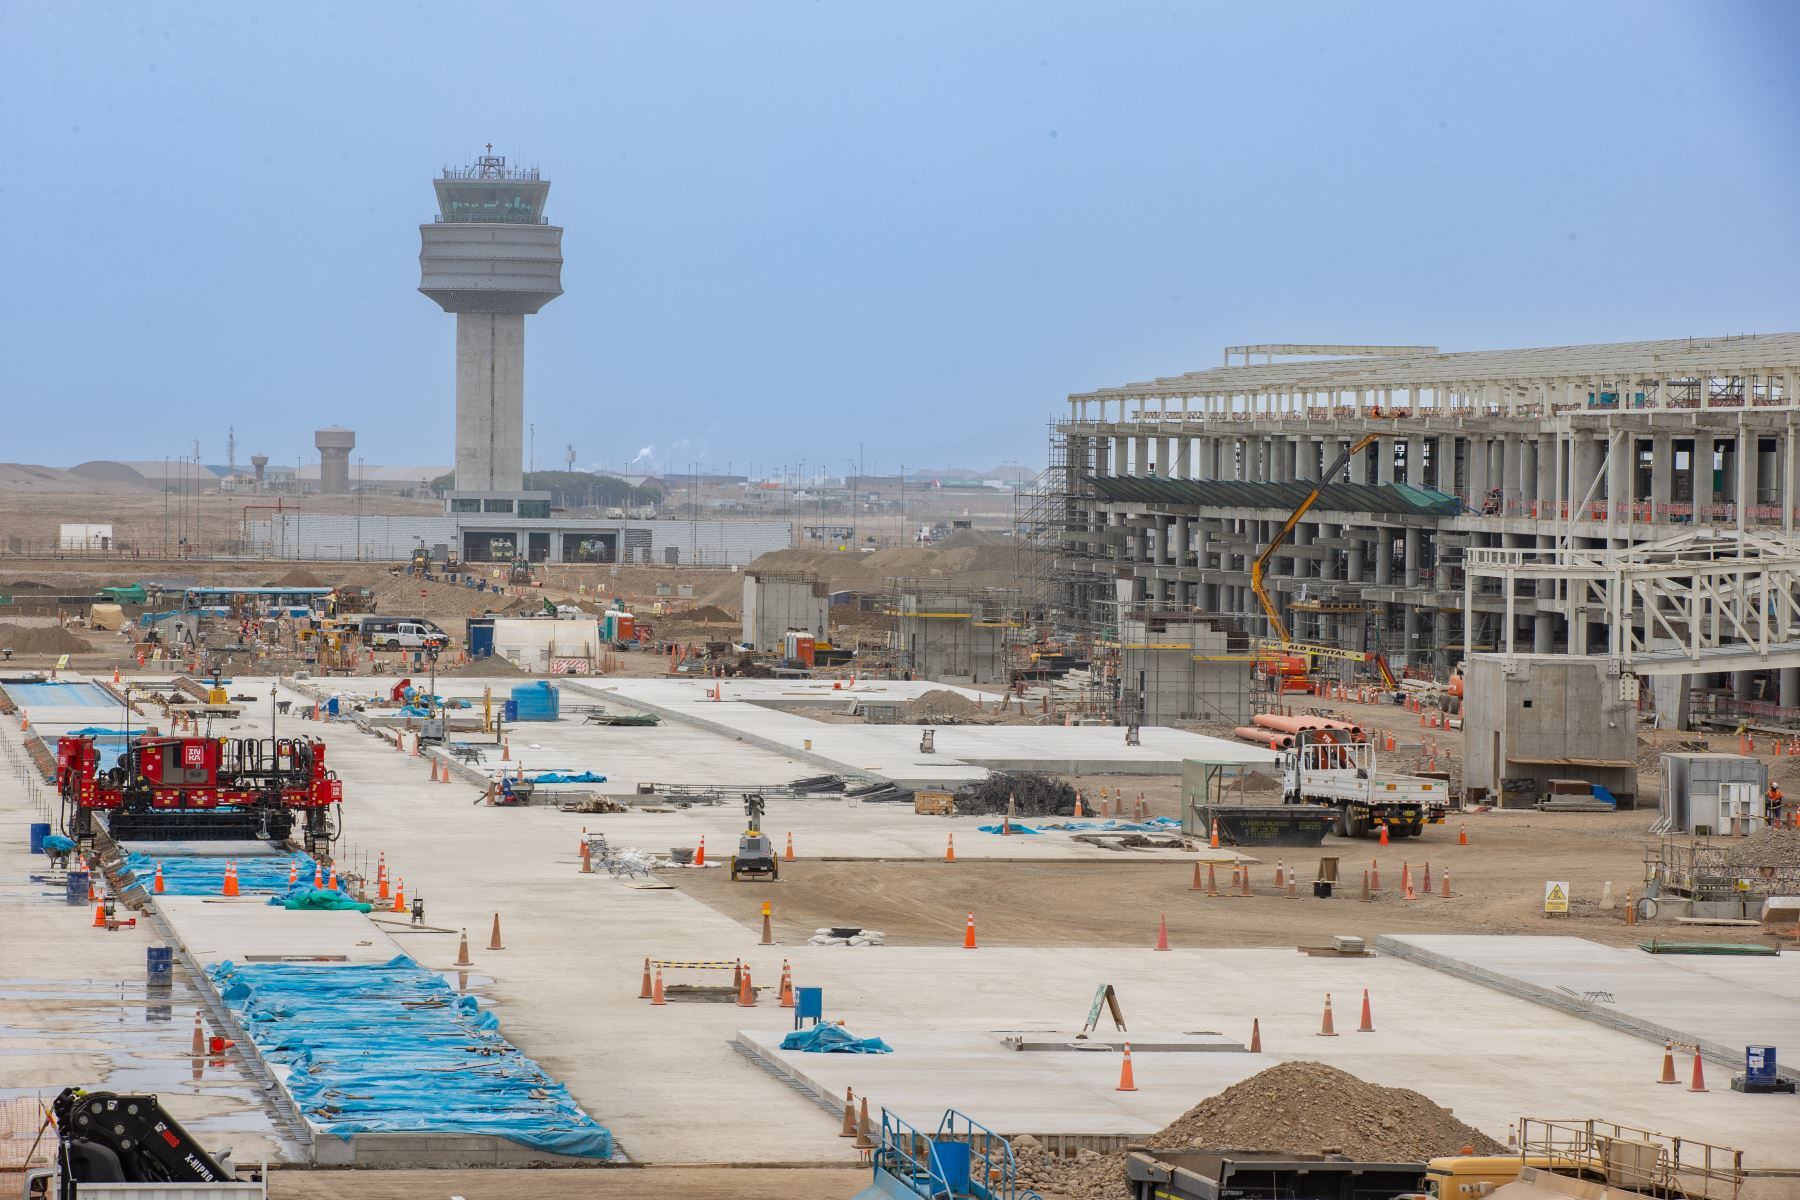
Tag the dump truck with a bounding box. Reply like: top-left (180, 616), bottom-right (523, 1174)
top-left (21, 1088), bottom-right (266, 1200)
top-left (1124, 1147), bottom-right (1428, 1200)
top-left (1281, 732), bottom-right (1448, 838)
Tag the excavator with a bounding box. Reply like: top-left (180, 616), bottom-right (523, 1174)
top-left (1248, 431), bottom-right (1399, 691)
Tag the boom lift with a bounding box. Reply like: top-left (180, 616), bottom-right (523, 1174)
top-left (23, 1088), bottom-right (265, 1200)
top-left (1249, 431), bottom-right (1399, 690)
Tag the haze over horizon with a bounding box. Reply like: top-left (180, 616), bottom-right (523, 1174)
top-left (3, 2), bottom-right (1796, 477)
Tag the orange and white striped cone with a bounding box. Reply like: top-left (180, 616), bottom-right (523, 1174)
top-left (963, 912), bottom-right (978, 949)
top-left (1358, 988), bottom-right (1374, 1033)
top-left (1688, 1048), bottom-right (1708, 1092)
top-left (1116, 1042), bottom-right (1138, 1091)
top-left (1657, 1041), bottom-right (1678, 1084)
top-left (1317, 993), bottom-right (1339, 1036)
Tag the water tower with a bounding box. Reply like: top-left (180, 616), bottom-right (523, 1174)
top-left (315, 427), bottom-right (355, 495)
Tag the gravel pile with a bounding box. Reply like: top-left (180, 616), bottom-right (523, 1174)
top-left (903, 688), bottom-right (991, 721)
top-left (1014, 1062), bottom-right (1501, 1200)
top-left (1723, 826), bottom-right (1800, 867)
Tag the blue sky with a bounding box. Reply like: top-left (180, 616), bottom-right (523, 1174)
top-left (2, 2), bottom-right (1796, 478)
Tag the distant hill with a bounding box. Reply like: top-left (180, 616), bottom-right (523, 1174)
top-left (0, 462), bottom-right (151, 493)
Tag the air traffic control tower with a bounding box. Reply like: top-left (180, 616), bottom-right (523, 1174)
top-left (419, 147), bottom-right (563, 495)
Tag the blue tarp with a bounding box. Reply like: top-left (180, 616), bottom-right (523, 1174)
top-left (530, 771), bottom-right (609, 784)
top-left (779, 1024), bottom-right (893, 1054)
top-left (43, 834), bottom-right (77, 853)
top-left (209, 955), bottom-right (611, 1158)
top-left (266, 886), bottom-right (372, 912)
top-left (122, 851), bottom-right (336, 896)
top-left (979, 816), bottom-right (1182, 836)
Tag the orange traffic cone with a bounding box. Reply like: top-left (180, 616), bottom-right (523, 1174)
top-left (779, 961), bottom-right (795, 1008)
top-left (963, 912), bottom-right (978, 949)
top-left (1421, 861), bottom-right (1432, 893)
top-left (640, 957), bottom-right (654, 999)
top-left (1371, 860), bottom-right (1380, 890)
top-left (191, 1010), bottom-right (205, 1055)
top-left (651, 968), bottom-right (666, 1006)
top-left (376, 854), bottom-right (388, 899)
top-left (153, 862), bottom-right (165, 894)
top-left (1689, 1048), bottom-right (1708, 1092)
top-left (737, 966), bottom-right (755, 1007)
top-left (454, 929), bottom-right (473, 967)
top-left (1240, 866), bottom-right (1253, 898)
top-left (839, 1088), bottom-right (857, 1137)
top-left (580, 840), bottom-right (593, 874)
top-left (1154, 913), bottom-right (1171, 951)
top-left (92, 902), bottom-right (106, 928)
top-left (1116, 1042), bottom-right (1138, 1091)
top-left (1441, 870), bottom-right (1452, 899)
top-left (489, 913), bottom-right (505, 950)
top-left (327, 866), bottom-right (338, 891)
top-left (760, 901), bottom-right (773, 946)
top-left (1400, 862), bottom-right (1412, 893)
top-left (1317, 993), bottom-right (1339, 1036)
top-left (1657, 1041), bottom-right (1678, 1084)
top-left (1378, 823), bottom-right (1389, 846)
top-left (223, 863), bottom-right (239, 898)
top-left (855, 1097), bottom-right (874, 1149)
top-left (1073, 794), bottom-right (1084, 818)
top-left (1209, 819), bottom-right (1221, 849)
top-left (313, 863), bottom-right (324, 889)
top-left (1274, 860), bottom-right (1285, 888)
top-left (1190, 861), bottom-right (1204, 891)
top-left (1458, 824), bottom-right (1469, 846)
top-left (695, 836), bottom-right (706, 867)
top-left (501, 736), bottom-right (510, 761)
top-left (945, 834), bottom-right (956, 863)
top-left (287, 861), bottom-right (299, 888)
top-left (784, 831), bottom-right (795, 862)
top-left (1206, 862), bottom-right (1218, 896)
top-left (1249, 1018), bottom-right (1262, 1053)
top-left (1358, 989), bottom-right (1374, 1033)
top-left (392, 878), bottom-right (406, 913)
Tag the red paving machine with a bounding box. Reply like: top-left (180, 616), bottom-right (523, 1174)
top-left (55, 734), bottom-right (341, 854)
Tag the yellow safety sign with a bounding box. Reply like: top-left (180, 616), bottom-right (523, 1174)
top-left (1543, 881), bottom-right (1570, 915)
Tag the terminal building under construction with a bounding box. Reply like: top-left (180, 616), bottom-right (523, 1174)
top-left (1029, 334), bottom-right (1800, 721)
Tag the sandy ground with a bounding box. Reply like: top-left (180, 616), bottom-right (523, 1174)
top-left (263, 1166), bottom-right (866, 1199)
top-left (668, 806), bottom-right (1687, 950)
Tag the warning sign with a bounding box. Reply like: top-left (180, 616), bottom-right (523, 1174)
top-left (1544, 881), bottom-right (1570, 915)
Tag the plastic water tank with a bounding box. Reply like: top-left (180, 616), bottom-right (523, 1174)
top-left (510, 681), bottom-right (560, 722)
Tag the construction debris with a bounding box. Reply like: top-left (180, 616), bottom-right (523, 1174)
top-left (1723, 826), bottom-right (1800, 868)
top-left (1011, 1061), bottom-right (1503, 1199)
top-left (954, 771), bottom-right (1077, 818)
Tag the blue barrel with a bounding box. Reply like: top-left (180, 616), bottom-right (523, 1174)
top-left (28, 822), bottom-right (50, 853)
top-left (66, 870), bottom-right (90, 906)
top-left (503, 699), bottom-right (519, 722)
top-left (146, 946), bottom-right (173, 987)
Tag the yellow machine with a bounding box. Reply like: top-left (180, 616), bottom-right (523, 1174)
top-left (1249, 430), bottom-right (1397, 690)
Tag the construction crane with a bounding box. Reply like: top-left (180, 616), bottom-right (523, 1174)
top-left (1249, 431), bottom-right (1398, 690)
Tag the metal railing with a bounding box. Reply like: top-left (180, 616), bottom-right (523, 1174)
top-left (1516, 1117), bottom-right (1743, 1200)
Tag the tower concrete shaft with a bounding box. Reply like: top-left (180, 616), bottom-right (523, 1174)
top-left (314, 427), bottom-right (355, 495)
top-left (418, 148), bottom-right (563, 494)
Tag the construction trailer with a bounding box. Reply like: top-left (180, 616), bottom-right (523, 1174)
top-left (891, 582), bottom-right (1017, 685)
top-left (1461, 653), bottom-right (1638, 808)
top-left (742, 571), bottom-right (829, 650)
top-left (1657, 752), bottom-right (1768, 835)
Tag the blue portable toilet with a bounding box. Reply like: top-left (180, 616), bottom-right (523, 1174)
top-left (467, 618), bottom-right (495, 658)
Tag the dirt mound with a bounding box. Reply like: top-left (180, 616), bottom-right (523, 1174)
top-left (937, 528), bottom-right (1009, 550)
top-left (0, 623), bottom-right (96, 654)
top-left (446, 654), bottom-right (526, 678)
top-left (262, 572), bottom-right (324, 590)
top-left (903, 688), bottom-right (990, 720)
top-left (1723, 826), bottom-right (1800, 867)
top-left (1016, 1062), bottom-right (1501, 1199)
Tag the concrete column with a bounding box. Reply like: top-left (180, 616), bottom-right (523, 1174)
top-left (1175, 516), bottom-right (1191, 568)
top-left (1735, 427), bottom-right (1752, 530)
top-left (1404, 528), bottom-right (1421, 588)
top-left (1378, 442), bottom-right (1396, 485)
top-left (1153, 518), bottom-right (1169, 567)
top-left (1134, 436), bottom-right (1151, 475)
top-left (1112, 435), bottom-right (1128, 476)
top-left (1782, 667), bottom-right (1800, 710)
top-left (1467, 437), bottom-right (1488, 501)
top-left (1375, 533), bottom-right (1393, 585)
top-left (1605, 432), bottom-right (1629, 528)
top-left (1405, 436), bottom-right (1425, 486)
top-left (1346, 536), bottom-right (1364, 582)
top-left (454, 312), bottom-right (526, 492)
top-left (1170, 437), bottom-right (1187, 479)
top-left (1502, 437), bottom-right (1523, 500)
top-left (1350, 438), bottom-right (1371, 485)
top-left (1694, 434), bottom-right (1713, 524)
top-left (1534, 613), bottom-right (1554, 653)
top-left (1651, 433), bottom-right (1673, 520)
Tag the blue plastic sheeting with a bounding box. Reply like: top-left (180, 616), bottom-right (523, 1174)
top-left (122, 851), bottom-right (336, 896)
top-left (1591, 784), bottom-right (1620, 808)
top-left (979, 816), bottom-right (1182, 836)
top-left (266, 886), bottom-right (372, 912)
top-left (3, 682), bottom-right (119, 708)
top-left (530, 771), bottom-right (608, 784)
top-left (210, 956), bottom-right (611, 1158)
top-left (43, 834), bottom-right (77, 853)
top-left (779, 1025), bottom-right (893, 1054)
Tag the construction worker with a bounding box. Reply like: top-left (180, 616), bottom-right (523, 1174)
top-left (1768, 782), bottom-right (1784, 827)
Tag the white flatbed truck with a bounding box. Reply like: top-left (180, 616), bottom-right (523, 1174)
top-left (1281, 737), bottom-right (1449, 838)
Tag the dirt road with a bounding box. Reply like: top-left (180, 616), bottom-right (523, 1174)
top-left (266, 1166), bottom-right (864, 1199)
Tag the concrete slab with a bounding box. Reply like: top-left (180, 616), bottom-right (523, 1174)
top-left (1379, 933), bottom-right (1800, 1082)
top-left (155, 897), bottom-right (407, 966)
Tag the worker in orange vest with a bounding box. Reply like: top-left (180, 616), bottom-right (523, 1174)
top-left (1768, 783), bottom-right (1784, 827)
